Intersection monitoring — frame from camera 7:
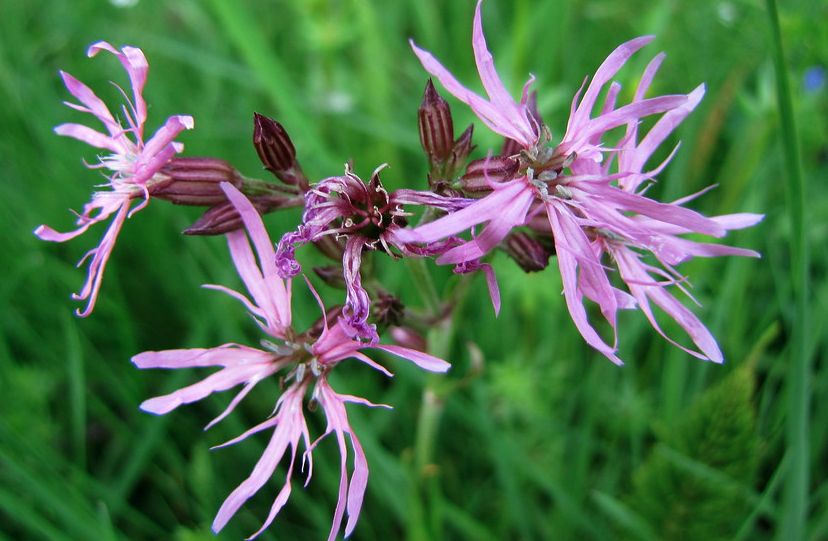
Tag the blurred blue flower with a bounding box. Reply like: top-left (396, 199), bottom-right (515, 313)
top-left (803, 66), bottom-right (826, 93)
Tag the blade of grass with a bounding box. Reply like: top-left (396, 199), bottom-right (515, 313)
top-left (764, 1), bottom-right (810, 540)
top-left (64, 311), bottom-right (87, 469)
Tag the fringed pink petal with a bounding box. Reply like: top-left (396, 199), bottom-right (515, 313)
top-left (58, 71), bottom-right (122, 140)
top-left (310, 380), bottom-right (369, 541)
top-left (371, 344), bottom-right (452, 373)
top-left (132, 344), bottom-right (272, 369)
top-left (34, 221), bottom-right (96, 243)
top-left (566, 36), bottom-right (654, 135)
top-left (71, 200), bottom-right (131, 317)
top-left (605, 186), bottom-right (726, 237)
top-left (624, 85), bottom-right (706, 175)
top-left (436, 182), bottom-right (534, 265)
top-left (138, 363), bottom-right (273, 415)
top-left (546, 203), bottom-right (622, 364)
top-left (54, 122), bottom-right (123, 154)
top-left (221, 182), bottom-right (292, 330)
top-left (212, 384), bottom-right (309, 535)
top-left (399, 178), bottom-right (529, 246)
top-left (470, 0), bottom-right (536, 145)
top-left (342, 236), bottom-right (377, 341)
top-left (614, 247), bottom-right (723, 362)
top-left (88, 42), bottom-right (149, 130)
top-left (131, 115), bottom-right (193, 183)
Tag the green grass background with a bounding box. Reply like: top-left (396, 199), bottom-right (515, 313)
top-left (0, 0), bottom-right (824, 539)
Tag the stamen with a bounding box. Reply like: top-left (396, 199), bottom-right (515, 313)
top-left (260, 339), bottom-right (297, 355)
top-left (562, 151), bottom-right (578, 169)
top-left (554, 185), bottom-right (573, 199)
top-left (309, 357), bottom-right (322, 377)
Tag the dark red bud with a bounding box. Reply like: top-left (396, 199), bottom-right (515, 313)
top-left (442, 124), bottom-right (475, 180)
top-left (503, 231), bottom-right (553, 273)
top-left (253, 112), bottom-right (309, 190)
top-left (312, 265), bottom-right (347, 290)
top-left (373, 292), bottom-right (405, 328)
top-left (418, 79), bottom-right (455, 163)
top-left (152, 157), bottom-right (243, 205)
top-left (389, 326), bottom-right (428, 353)
top-left (459, 155), bottom-right (520, 193)
top-left (183, 194), bottom-right (301, 235)
top-left (312, 234), bottom-right (346, 262)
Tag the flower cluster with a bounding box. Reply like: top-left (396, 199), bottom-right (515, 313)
top-left (36, 1), bottom-right (761, 539)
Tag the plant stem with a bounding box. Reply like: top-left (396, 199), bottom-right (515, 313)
top-left (405, 257), bottom-right (442, 318)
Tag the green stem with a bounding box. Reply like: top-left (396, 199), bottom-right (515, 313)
top-left (404, 258), bottom-right (460, 540)
top-left (765, 0), bottom-right (810, 539)
top-left (405, 257), bottom-right (442, 318)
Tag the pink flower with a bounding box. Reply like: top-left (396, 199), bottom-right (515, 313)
top-left (276, 164), bottom-right (469, 341)
top-left (133, 182), bottom-right (450, 540)
top-left (402, 1), bottom-right (762, 363)
top-left (34, 42), bottom-right (194, 316)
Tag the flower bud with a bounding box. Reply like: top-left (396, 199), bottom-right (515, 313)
top-left (459, 155), bottom-right (519, 193)
top-left (373, 292), bottom-right (405, 328)
top-left (312, 234), bottom-right (346, 262)
top-left (419, 80), bottom-right (475, 183)
top-left (253, 112), bottom-right (309, 190)
top-left (183, 193), bottom-right (301, 235)
top-left (312, 265), bottom-right (347, 290)
top-left (389, 326), bottom-right (428, 353)
top-left (502, 231), bottom-right (553, 272)
top-left (419, 79), bottom-right (454, 162)
top-left (151, 156), bottom-right (243, 205)
top-left (443, 124), bottom-right (475, 181)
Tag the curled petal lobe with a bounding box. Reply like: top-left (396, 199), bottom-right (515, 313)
top-left (88, 42), bottom-right (149, 129)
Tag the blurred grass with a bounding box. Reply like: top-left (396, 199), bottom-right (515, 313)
top-left (1, 0), bottom-right (825, 540)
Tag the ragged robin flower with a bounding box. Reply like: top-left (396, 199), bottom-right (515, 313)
top-left (399, 0), bottom-right (763, 363)
top-left (276, 164), bottom-right (470, 342)
top-left (34, 42), bottom-right (193, 316)
top-left (133, 182), bottom-right (450, 541)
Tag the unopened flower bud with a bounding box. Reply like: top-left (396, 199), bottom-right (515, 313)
top-left (253, 112), bottom-right (309, 191)
top-left (502, 231), bottom-right (553, 272)
top-left (459, 155), bottom-right (519, 193)
top-left (419, 80), bottom-right (475, 183)
top-left (183, 193), bottom-right (301, 235)
top-left (151, 157), bottom-right (243, 205)
top-left (390, 326), bottom-right (427, 353)
top-left (312, 234), bottom-right (346, 262)
top-left (373, 292), bottom-right (405, 328)
top-left (312, 265), bottom-right (347, 290)
top-left (443, 124), bottom-right (475, 180)
top-left (419, 79), bottom-right (455, 160)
